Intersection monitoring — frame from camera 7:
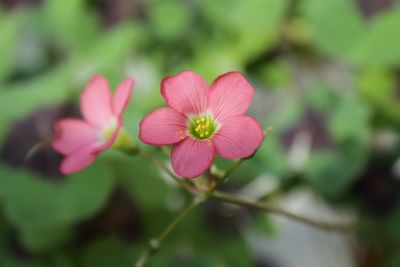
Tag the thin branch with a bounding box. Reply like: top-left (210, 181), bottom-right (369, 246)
top-left (218, 158), bottom-right (245, 184)
top-left (139, 150), bottom-right (197, 194)
top-left (211, 190), bottom-right (356, 232)
top-left (135, 197), bottom-right (205, 267)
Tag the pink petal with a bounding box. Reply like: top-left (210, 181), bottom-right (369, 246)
top-left (81, 75), bottom-right (114, 128)
top-left (208, 72), bottom-right (254, 121)
top-left (171, 138), bottom-right (215, 178)
top-left (161, 71), bottom-right (209, 115)
top-left (53, 119), bottom-right (100, 156)
top-left (113, 78), bottom-right (134, 116)
top-left (139, 108), bottom-right (187, 145)
top-left (60, 144), bottom-right (97, 175)
top-left (213, 115), bottom-right (264, 159)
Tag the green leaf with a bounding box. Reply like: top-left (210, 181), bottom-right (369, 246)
top-left (80, 238), bottom-right (138, 267)
top-left (300, 0), bottom-right (365, 58)
top-left (257, 61), bottom-right (293, 88)
top-left (199, 0), bottom-right (290, 62)
top-left (257, 85), bottom-right (371, 198)
top-left (77, 22), bottom-right (143, 65)
top-left (328, 97), bottom-right (371, 143)
top-left (305, 92), bottom-right (371, 198)
top-left (357, 69), bottom-right (400, 127)
top-left (0, 161), bottom-right (114, 230)
top-left (351, 8), bottom-right (400, 68)
top-left (18, 224), bottom-right (71, 253)
top-left (108, 154), bottom-right (169, 211)
top-left (149, 0), bottom-right (192, 41)
top-left (69, 22), bottom-right (145, 83)
top-left (0, 66), bottom-right (72, 128)
top-left (42, 0), bottom-right (99, 51)
top-left (189, 43), bottom-right (243, 81)
top-left (0, 11), bottom-right (20, 82)
top-left (305, 147), bottom-right (366, 198)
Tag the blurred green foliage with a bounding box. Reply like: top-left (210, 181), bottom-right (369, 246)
top-left (0, 0), bottom-right (400, 266)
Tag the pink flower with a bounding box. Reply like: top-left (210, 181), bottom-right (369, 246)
top-left (53, 76), bottom-right (134, 175)
top-left (139, 71), bottom-right (264, 178)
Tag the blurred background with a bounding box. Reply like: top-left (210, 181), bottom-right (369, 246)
top-left (0, 0), bottom-right (400, 266)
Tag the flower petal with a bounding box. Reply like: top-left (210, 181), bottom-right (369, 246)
top-left (60, 144), bottom-right (97, 175)
top-left (113, 78), bottom-right (134, 116)
top-left (81, 75), bottom-right (114, 128)
top-left (213, 115), bottom-right (264, 159)
top-left (208, 72), bottom-right (254, 121)
top-left (161, 71), bottom-right (208, 115)
top-left (139, 108), bottom-right (187, 145)
top-left (53, 119), bottom-right (100, 155)
top-left (171, 138), bottom-right (214, 178)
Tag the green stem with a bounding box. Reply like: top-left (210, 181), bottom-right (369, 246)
top-left (139, 150), bottom-right (197, 194)
top-left (135, 197), bottom-right (205, 267)
top-left (218, 158), bottom-right (245, 184)
top-left (211, 190), bottom-right (356, 232)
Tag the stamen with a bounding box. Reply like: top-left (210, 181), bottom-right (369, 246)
top-left (188, 115), bottom-right (218, 140)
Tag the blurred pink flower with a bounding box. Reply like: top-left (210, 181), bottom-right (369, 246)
top-left (53, 76), bottom-right (134, 175)
top-left (139, 71), bottom-right (264, 178)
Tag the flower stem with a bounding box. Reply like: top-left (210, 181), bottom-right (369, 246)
top-left (218, 158), bottom-right (245, 184)
top-left (139, 149), bottom-right (197, 194)
top-left (211, 190), bottom-right (356, 232)
top-left (135, 197), bottom-right (205, 267)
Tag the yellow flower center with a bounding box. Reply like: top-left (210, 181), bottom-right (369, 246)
top-left (188, 115), bottom-right (217, 140)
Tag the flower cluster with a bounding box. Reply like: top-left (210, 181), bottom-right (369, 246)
top-left (53, 71), bottom-right (264, 178)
